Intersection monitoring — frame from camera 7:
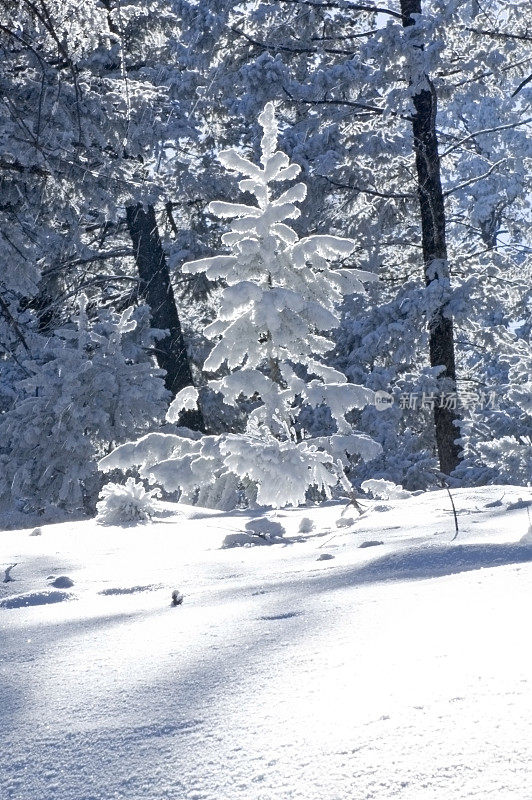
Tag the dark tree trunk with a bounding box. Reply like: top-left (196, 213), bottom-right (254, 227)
top-left (400, 0), bottom-right (461, 475)
top-left (126, 203), bottom-right (205, 432)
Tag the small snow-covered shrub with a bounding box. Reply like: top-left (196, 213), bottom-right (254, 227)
top-left (361, 479), bottom-right (411, 500)
top-left (0, 296), bottom-right (168, 515)
top-left (96, 478), bottom-right (162, 525)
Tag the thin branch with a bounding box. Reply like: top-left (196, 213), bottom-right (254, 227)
top-left (283, 87), bottom-right (414, 121)
top-left (512, 72), bottom-right (532, 97)
top-left (0, 293), bottom-right (30, 351)
top-left (165, 201), bottom-right (180, 239)
top-left (0, 158), bottom-right (49, 177)
top-left (441, 118), bottom-right (532, 157)
top-left (443, 159), bottom-right (506, 197)
top-left (231, 25), bottom-right (355, 55)
top-left (311, 29), bottom-right (379, 40)
top-left (466, 27), bottom-right (532, 42)
top-left (445, 484), bottom-right (459, 542)
top-left (20, 0), bottom-right (83, 142)
top-left (3, 563), bottom-right (17, 583)
top-left (325, 176), bottom-right (415, 199)
top-left (450, 55), bottom-right (532, 89)
top-left (42, 248), bottom-right (134, 276)
top-left (275, 0), bottom-right (403, 20)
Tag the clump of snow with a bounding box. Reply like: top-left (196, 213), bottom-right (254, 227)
top-left (336, 516), bottom-right (355, 528)
top-left (245, 517), bottom-right (285, 541)
top-left (298, 517), bottom-right (314, 533)
top-left (166, 386), bottom-right (199, 423)
top-left (361, 479), bottom-right (411, 500)
top-left (222, 532), bottom-right (271, 548)
top-left (96, 477), bottom-right (162, 525)
top-left (222, 517), bottom-right (286, 548)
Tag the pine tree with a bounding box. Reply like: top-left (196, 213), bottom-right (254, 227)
top-left (100, 103), bottom-right (380, 509)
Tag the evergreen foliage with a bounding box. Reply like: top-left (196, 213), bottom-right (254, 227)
top-left (100, 104), bottom-right (380, 508)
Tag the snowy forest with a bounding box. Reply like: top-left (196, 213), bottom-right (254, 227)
top-left (0, 0), bottom-right (530, 522)
top-left (1, 2), bottom-right (532, 798)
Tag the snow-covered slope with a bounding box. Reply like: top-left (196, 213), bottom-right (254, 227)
top-left (1, 486), bottom-right (531, 800)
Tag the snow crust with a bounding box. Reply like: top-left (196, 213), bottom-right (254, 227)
top-left (1, 486), bottom-right (531, 799)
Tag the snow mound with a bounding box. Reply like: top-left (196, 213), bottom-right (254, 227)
top-left (50, 575), bottom-right (74, 588)
top-left (245, 517), bottom-right (285, 541)
top-left (336, 516), bottom-right (355, 528)
top-left (222, 532), bottom-right (271, 548)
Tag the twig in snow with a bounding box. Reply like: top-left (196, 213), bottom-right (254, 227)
top-left (341, 488), bottom-right (366, 516)
top-left (3, 563), bottom-right (17, 582)
top-left (443, 484), bottom-right (459, 541)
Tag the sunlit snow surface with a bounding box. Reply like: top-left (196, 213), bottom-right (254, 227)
top-left (1, 486), bottom-right (531, 800)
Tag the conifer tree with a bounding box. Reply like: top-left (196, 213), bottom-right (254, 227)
top-left (100, 104), bottom-right (380, 508)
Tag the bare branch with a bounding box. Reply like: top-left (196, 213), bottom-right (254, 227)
top-left (441, 118), bottom-right (532, 157)
top-left (231, 25), bottom-right (354, 55)
top-left (466, 27), bottom-right (532, 42)
top-left (0, 294), bottom-right (29, 351)
top-left (512, 72), bottom-right (532, 97)
top-left (42, 248), bottom-right (134, 277)
top-left (283, 87), bottom-right (414, 121)
top-left (275, 0), bottom-right (403, 20)
top-left (443, 159), bottom-right (506, 197)
top-left (325, 176), bottom-right (415, 199)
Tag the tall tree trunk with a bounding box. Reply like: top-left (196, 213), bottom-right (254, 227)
top-left (126, 203), bottom-right (205, 432)
top-left (400, 0), bottom-right (461, 475)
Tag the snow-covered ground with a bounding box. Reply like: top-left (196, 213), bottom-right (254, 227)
top-left (1, 486), bottom-right (531, 800)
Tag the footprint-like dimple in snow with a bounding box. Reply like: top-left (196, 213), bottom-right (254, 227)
top-left (259, 611), bottom-right (302, 621)
top-left (0, 590), bottom-right (73, 609)
top-left (98, 584), bottom-right (158, 596)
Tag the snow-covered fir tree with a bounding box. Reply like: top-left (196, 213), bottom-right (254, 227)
top-left (100, 103), bottom-right (380, 508)
top-left (0, 296), bottom-right (168, 515)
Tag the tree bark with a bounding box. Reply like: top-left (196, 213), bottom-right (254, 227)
top-left (400, 0), bottom-right (461, 474)
top-left (126, 203), bottom-right (205, 431)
